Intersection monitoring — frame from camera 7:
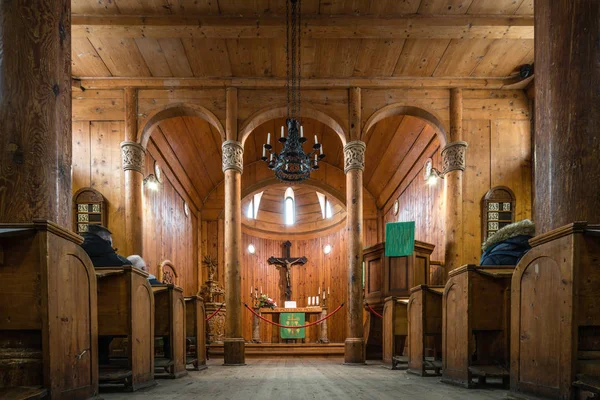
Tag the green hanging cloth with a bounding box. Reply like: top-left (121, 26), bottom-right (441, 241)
top-left (385, 221), bottom-right (415, 257)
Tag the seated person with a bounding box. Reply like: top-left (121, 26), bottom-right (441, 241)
top-left (81, 224), bottom-right (131, 267)
top-left (127, 255), bottom-right (161, 285)
top-left (480, 219), bottom-right (535, 266)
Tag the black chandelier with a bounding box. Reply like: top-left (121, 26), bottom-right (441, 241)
top-left (260, 0), bottom-right (325, 182)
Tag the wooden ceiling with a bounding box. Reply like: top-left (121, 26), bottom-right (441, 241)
top-left (242, 184), bottom-right (346, 235)
top-left (71, 0), bottom-right (534, 80)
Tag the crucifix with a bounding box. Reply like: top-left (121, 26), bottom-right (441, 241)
top-left (267, 241), bottom-right (307, 302)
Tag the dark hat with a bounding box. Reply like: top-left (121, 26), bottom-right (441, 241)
top-left (87, 224), bottom-right (112, 235)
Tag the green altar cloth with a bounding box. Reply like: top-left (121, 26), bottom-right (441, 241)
top-left (280, 312), bottom-right (305, 339)
top-left (385, 221), bottom-right (415, 257)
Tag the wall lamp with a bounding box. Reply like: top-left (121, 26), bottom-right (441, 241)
top-left (424, 158), bottom-right (444, 185)
top-left (144, 174), bottom-right (160, 191)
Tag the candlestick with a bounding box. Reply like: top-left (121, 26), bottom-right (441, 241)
top-left (267, 132), bottom-right (271, 145)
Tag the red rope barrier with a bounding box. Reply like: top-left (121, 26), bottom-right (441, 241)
top-left (366, 303), bottom-right (383, 319)
top-left (244, 303), bottom-right (345, 328)
top-left (205, 304), bottom-right (224, 321)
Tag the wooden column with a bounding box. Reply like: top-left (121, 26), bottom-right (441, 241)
top-left (121, 87), bottom-right (145, 256)
top-left (223, 87), bottom-right (245, 365)
top-left (443, 89), bottom-right (468, 273)
top-left (344, 87), bottom-right (366, 364)
top-left (0, 0), bottom-right (72, 227)
top-left (534, 0), bottom-right (600, 234)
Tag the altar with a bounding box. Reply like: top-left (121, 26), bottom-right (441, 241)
top-left (254, 307), bottom-right (329, 344)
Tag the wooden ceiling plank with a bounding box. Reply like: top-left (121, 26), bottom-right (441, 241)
top-left (71, 15), bottom-right (535, 40)
top-left (432, 38), bottom-right (494, 77)
top-left (181, 116), bottom-right (224, 188)
top-left (135, 38), bottom-right (174, 77)
top-left (88, 37), bottom-right (152, 77)
top-left (72, 0), bottom-right (120, 14)
top-left (157, 38), bottom-right (194, 77)
top-left (72, 37), bottom-right (112, 77)
top-left (393, 39), bottom-right (451, 77)
top-left (467, 0), bottom-right (528, 15)
top-left (167, 0), bottom-right (221, 14)
top-left (226, 39), bottom-right (273, 77)
top-left (114, 0), bottom-right (172, 14)
top-left (369, 0), bottom-right (421, 15)
top-left (182, 38), bottom-right (233, 77)
top-left (417, 0), bottom-right (474, 14)
top-left (514, 0), bottom-right (533, 15)
top-left (77, 76), bottom-right (513, 88)
top-left (363, 116), bottom-right (404, 185)
top-left (352, 39), bottom-right (406, 77)
top-left (471, 39), bottom-right (533, 77)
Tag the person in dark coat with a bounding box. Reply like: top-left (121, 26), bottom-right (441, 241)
top-left (480, 219), bottom-right (535, 266)
top-left (80, 224), bottom-right (130, 364)
top-left (81, 224), bottom-right (131, 267)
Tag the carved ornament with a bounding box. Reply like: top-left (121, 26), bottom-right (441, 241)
top-left (120, 141), bottom-right (146, 173)
top-left (222, 140), bottom-right (244, 173)
top-left (343, 141), bottom-right (366, 174)
top-left (442, 141), bottom-right (468, 174)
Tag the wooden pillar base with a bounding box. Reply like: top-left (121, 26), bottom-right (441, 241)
top-left (223, 338), bottom-right (246, 366)
top-left (344, 338), bottom-right (366, 364)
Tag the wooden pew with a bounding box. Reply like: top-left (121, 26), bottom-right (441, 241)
top-left (408, 285), bottom-right (444, 376)
top-left (382, 296), bottom-right (409, 369)
top-left (510, 223), bottom-right (600, 400)
top-left (0, 220), bottom-right (98, 399)
top-left (185, 296), bottom-right (207, 371)
top-left (95, 266), bottom-right (155, 391)
top-left (442, 264), bottom-right (514, 388)
top-left (152, 284), bottom-right (187, 379)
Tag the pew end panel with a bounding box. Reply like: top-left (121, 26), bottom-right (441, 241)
top-left (0, 221), bottom-right (99, 399)
top-left (185, 296), bottom-right (207, 371)
top-left (510, 223), bottom-right (600, 400)
top-left (442, 264), bottom-right (514, 388)
top-left (408, 285), bottom-right (444, 376)
top-left (95, 266), bottom-right (156, 391)
top-left (152, 284), bottom-right (187, 379)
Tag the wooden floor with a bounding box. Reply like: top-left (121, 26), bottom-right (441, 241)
top-left (102, 357), bottom-right (508, 399)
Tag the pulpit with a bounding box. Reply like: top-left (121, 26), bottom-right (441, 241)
top-left (363, 241), bottom-right (435, 360)
top-left (0, 220), bottom-right (98, 399)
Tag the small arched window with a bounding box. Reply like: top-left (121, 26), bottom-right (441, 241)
top-left (284, 187), bottom-right (295, 225)
top-left (482, 186), bottom-right (516, 240)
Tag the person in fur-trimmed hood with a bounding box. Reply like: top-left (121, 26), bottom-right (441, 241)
top-left (480, 219), bottom-right (535, 266)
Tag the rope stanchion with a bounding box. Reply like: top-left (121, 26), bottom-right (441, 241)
top-left (365, 303), bottom-right (383, 319)
top-left (244, 303), bottom-right (344, 329)
top-left (205, 303), bottom-right (224, 321)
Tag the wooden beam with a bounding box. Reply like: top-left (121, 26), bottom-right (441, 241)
top-left (72, 15), bottom-right (534, 40)
top-left (76, 76), bottom-right (520, 90)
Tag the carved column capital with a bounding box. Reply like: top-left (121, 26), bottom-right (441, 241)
top-left (441, 141), bottom-right (468, 174)
top-left (120, 141), bottom-right (146, 173)
top-left (344, 141), bottom-right (366, 174)
top-left (222, 140), bottom-right (244, 173)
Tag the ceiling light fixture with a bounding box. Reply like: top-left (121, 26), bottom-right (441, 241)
top-left (260, 0), bottom-right (325, 183)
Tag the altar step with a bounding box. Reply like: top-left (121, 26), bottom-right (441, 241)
top-left (208, 343), bottom-right (344, 358)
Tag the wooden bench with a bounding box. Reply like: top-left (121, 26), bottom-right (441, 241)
top-left (382, 296), bottom-right (409, 369)
top-left (510, 223), bottom-right (600, 400)
top-left (442, 264), bottom-right (514, 388)
top-left (408, 285), bottom-right (444, 376)
top-left (152, 284), bottom-right (187, 379)
top-left (0, 220), bottom-right (98, 399)
top-left (95, 266), bottom-right (156, 391)
top-left (185, 296), bottom-right (207, 371)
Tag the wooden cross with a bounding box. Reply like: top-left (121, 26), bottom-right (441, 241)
top-left (267, 241), bottom-right (307, 302)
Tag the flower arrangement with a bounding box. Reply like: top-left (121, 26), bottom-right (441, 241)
top-left (258, 294), bottom-right (277, 309)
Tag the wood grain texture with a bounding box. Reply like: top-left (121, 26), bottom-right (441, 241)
top-left (0, 0), bottom-right (72, 227)
top-left (533, 0), bottom-right (600, 233)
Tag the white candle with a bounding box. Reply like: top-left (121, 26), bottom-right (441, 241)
top-left (267, 132), bottom-right (271, 145)
top-left (260, 286), bottom-right (262, 294)
top-left (328, 287), bottom-right (330, 294)
top-left (320, 146), bottom-right (323, 155)
top-left (314, 154), bottom-right (318, 162)
top-left (262, 146), bottom-right (266, 157)
top-left (308, 297), bottom-right (312, 306)
top-left (281, 126), bottom-right (284, 138)
top-left (270, 153), bottom-right (274, 161)
top-left (316, 296), bottom-right (319, 305)
top-left (323, 292), bottom-right (326, 300)
top-left (314, 135), bottom-right (318, 144)
top-left (318, 287), bottom-right (321, 294)
top-left (300, 126), bottom-right (304, 137)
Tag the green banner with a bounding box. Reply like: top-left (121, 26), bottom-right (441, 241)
top-left (280, 312), bottom-right (305, 339)
top-left (385, 221), bottom-right (415, 257)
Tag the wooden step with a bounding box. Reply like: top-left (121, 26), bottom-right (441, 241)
top-left (208, 343), bottom-right (344, 357)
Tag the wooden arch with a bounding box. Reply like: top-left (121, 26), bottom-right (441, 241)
top-left (138, 103), bottom-right (226, 148)
top-left (158, 260), bottom-right (179, 285)
top-left (362, 104), bottom-right (449, 147)
top-left (239, 106), bottom-right (347, 146)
